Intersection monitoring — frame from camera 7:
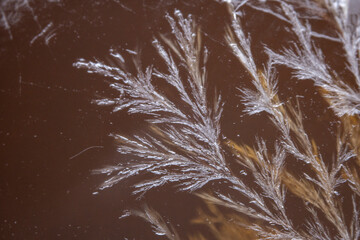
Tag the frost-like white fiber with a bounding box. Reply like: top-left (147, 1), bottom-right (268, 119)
top-left (75, 2), bottom-right (360, 239)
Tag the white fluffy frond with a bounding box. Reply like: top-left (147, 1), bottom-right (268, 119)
top-left (129, 205), bottom-right (180, 240)
top-left (226, 5), bottom-right (358, 238)
top-left (75, 10), bottom-right (241, 195)
top-left (267, 2), bottom-right (360, 117)
top-left (222, 0), bottom-right (325, 23)
top-left (305, 207), bottom-right (332, 240)
top-left (93, 131), bottom-right (240, 194)
top-left (73, 3), bottom-right (360, 239)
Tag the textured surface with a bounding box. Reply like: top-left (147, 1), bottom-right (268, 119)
top-left (1, 0), bottom-right (360, 239)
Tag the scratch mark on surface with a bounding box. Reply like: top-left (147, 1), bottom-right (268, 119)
top-left (30, 22), bottom-right (55, 45)
top-left (45, 30), bottom-right (56, 45)
top-left (113, 0), bottom-right (135, 14)
top-left (69, 146), bottom-right (104, 160)
top-left (125, 49), bottom-right (137, 55)
top-left (23, 0), bottom-right (56, 57)
top-left (19, 72), bottom-right (22, 97)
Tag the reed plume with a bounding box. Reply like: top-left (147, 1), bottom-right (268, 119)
top-left (75, 1), bottom-right (360, 239)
